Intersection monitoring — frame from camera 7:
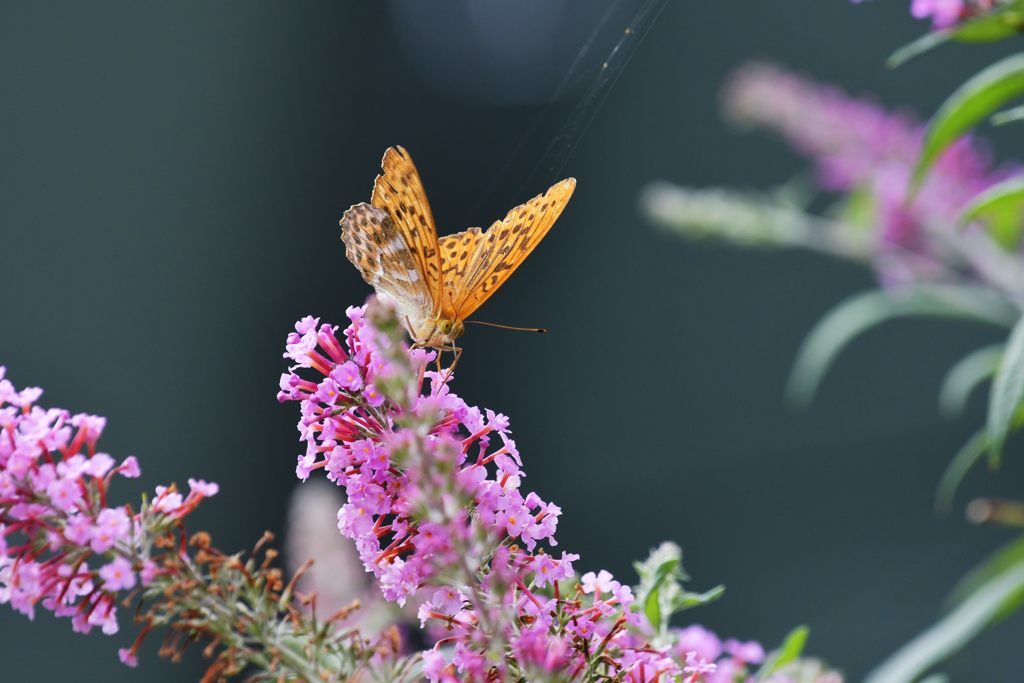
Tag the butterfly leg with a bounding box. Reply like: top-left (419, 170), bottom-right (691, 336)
top-left (402, 315), bottom-right (417, 341)
top-left (424, 346), bottom-right (448, 377)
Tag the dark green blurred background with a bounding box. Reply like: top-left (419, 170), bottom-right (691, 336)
top-left (3, 1), bottom-right (1023, 680)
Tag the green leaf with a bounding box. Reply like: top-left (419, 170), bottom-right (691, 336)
top-left (938, 345), bottom-right (1003, 417)
top-left (934, 430), bottom-right (990, 514)
top-left (787, 287), bottom-right (1018, 407)
top-left (987, 315), bottom-right (1024, 465)
top-left (955, 9), bottom-right (1024, 42)
top-left (887, 30), bottom-right (954, 69)
top-left (632, 542), bottom-right (722, 639)
top-left (992, 102), bottom-right (1024, 125)
top-left (642, 557), bottom-right (680, 632)
top-left (633, 541), bottom-right (689, 584)
top-left (671, 584), bottom-right (725, 613)
top-left (756, 625), bottom-right (810, 682)
top-left (835, 184), bottom-right (878, 228)
top-left (914, 53), bottom-right (1024, 189)
top-left (958, 176), bottom-right (1024, 250)
top-left (863, 562), bottom-right (1024, 683)
top-left (947, 535), bottom-right (1024, 611)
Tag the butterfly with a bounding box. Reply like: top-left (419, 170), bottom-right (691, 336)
top-left (340, 146), bottom-right (576, 366)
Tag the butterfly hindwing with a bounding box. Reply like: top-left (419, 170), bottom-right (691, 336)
top-left (340, 202), bottom-right (434, 322)
top-left (371, 146), bottom-right (443, 310)
top-left (446, 178), bottom-right (576, 321)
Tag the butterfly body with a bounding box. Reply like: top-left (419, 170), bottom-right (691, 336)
top-left (340, 146), bottom-right (574, 353)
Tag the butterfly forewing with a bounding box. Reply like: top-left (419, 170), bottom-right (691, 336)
top-left (339, 203), bottom-right (434, 325)
top-left (445, 178), bottom-right (576, 321)
top-left (438, 227), bottom-right (484, 317)
top-left (370, 147), bottom-right (443, 310)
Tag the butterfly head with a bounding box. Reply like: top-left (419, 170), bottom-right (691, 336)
top-left (413, 317), bottom-right (464, 349)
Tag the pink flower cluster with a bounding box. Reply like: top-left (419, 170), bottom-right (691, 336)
top-left (281, 307), bottom-right (565, 606)
top-left (279, 301), bottom-right (771, 682)
top-left (0, 366), bottom-right (217, 660)
top-left (723, 61), bottom-right (1019, 285)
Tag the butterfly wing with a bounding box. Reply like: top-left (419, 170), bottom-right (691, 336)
top-left (438, 227), bottom-right (484, 317)
top-left (443, 178), bottom-right (576, 321)
top-left (370, 146), bottom-right (443, 311)
top-left (340, 203), bottom-right (434, 329)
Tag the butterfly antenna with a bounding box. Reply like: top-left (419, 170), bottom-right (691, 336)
top-left (465, 321), bottom-right (548, 334)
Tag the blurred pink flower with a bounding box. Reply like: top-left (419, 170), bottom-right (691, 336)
top-left (723, 61), bottom-right (1021, 286)
top-left (854, 0), bottom-right (996, 28)
top-left (911, 0), bottom-right (968, 27)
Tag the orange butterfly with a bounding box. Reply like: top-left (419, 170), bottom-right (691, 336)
top-left (340, 146), bottom-right (575, 364)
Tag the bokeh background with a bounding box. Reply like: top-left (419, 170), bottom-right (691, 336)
top-left (3, 1), bottom-right (1023, 679)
